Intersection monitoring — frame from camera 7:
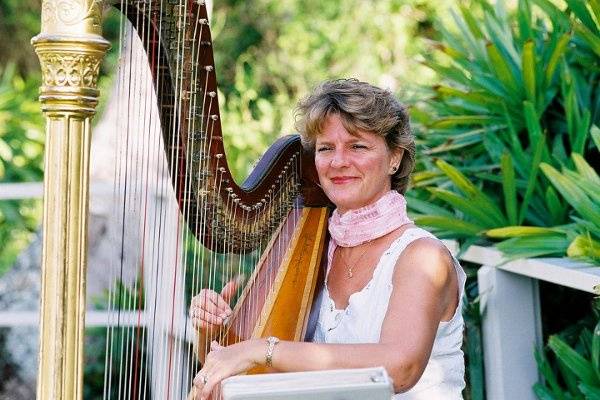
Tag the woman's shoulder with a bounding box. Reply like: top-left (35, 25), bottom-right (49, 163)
top-left (393, 231), bottom-right (455, 290)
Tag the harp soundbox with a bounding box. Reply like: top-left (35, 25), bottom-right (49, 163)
top-left (32, 1), bottom-right (330, 399)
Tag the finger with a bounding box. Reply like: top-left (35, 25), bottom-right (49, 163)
top-left (201, 373), bottom-right (223, 400)
top-left (192, 370), bottom-right (210, 394)
top-left (191, 314), bottom-right (224, 328)
top-left (193, 320), bottom-right (223, 332)
top-left (191, 289), bottom-right (218, 307)
top-left (211, 294), bottom-right (233, 317)
top-left (190, 300), bottom-right (222, 318)
top-left (192, 289), bottom-right (231, 318)
top-left (220, 275), bottom-right (244, 305)
top-left (191, 317), bottom-right (217, 331)
top-left (201, 291), bottom-right (233, 317)
top-left (210, 340), bottom-right (223, 351)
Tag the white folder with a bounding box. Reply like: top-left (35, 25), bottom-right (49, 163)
top-left (221, 367), bottom-right (394, 400)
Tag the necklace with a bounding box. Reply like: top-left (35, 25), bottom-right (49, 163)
top-left (340, 241), bottom-right (373, 279)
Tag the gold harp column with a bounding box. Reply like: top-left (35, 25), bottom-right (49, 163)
top-left (31, 1), bottom-right (109, 399)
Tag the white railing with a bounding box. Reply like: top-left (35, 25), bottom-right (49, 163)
top-left (453, 243), bottom-right (600, 400)
top-left (0, 182), bottom-right (113, 200)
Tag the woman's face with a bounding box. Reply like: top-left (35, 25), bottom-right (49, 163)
top-left (314, 114), bottom-right (403, 214)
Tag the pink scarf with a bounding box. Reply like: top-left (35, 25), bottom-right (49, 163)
top-left (328, 191), bottom-right (413, 248)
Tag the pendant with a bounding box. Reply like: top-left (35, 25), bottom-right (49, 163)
top-left (347, 270), bottom-right (353, 279)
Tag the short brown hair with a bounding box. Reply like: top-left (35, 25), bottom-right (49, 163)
top-left (295, 79), bottom-right (415, 194)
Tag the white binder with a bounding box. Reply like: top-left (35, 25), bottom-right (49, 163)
top-left (221, 367), bottom-right (394, 400)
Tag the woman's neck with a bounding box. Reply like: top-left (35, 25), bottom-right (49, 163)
top-left (328, 191), bottom-right (413, 247)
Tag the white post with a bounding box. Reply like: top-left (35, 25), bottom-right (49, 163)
top-left (478, 265), bottom-right (542, 400)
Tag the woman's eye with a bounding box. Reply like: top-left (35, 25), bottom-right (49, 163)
top-left (352, 144), bottom-right (368, 149)
top-left (316, 146), bottom-right (331, 152)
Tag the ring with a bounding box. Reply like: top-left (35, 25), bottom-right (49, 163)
top-left (200, 374), bottom-right (208, 385)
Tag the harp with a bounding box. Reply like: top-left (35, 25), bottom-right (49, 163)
top-left (32, 1), bottom-right (330, 399)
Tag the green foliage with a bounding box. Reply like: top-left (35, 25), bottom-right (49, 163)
top-left (539, 137), bottom-right (600, 264)
top-left (84, 327), bottom-right (151, 399)
top-left (0, 0), bottom-right (42, 75)
top-left (0, 65), bottom-right (44, 277)
top-left (210, 0), bottom-right (444, 181)
top-left (410, 0), bottom-right (600, 263)
top-left (534, 301), bottom-right (600, 399)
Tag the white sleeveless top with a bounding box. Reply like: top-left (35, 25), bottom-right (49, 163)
top-left (312, 227), bottom-right (466, 399)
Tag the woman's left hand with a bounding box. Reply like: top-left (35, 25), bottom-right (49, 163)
top-left (193, 339), bottom-right (263, 400)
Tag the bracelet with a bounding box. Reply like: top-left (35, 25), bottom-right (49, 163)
top-left (265, 336), bottom-right (279, 367)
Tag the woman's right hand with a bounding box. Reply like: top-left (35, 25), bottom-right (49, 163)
top-left (189, 277), bottom-right (240, 332)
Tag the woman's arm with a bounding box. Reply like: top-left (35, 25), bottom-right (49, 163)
top-left (193, 238), bottom-right (458, 399)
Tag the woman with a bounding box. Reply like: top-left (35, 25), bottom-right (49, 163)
top-left (189, 79), bottom-right (466, 399)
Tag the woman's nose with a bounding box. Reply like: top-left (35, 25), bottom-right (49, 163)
top-left (330, 149), bottom-right (349, 168)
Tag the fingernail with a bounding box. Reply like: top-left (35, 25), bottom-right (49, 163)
top-left (220, 313), bottom-right (228, 318)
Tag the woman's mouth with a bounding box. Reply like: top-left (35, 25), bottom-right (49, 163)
top-left (330, 176), bottom-right (356, 184)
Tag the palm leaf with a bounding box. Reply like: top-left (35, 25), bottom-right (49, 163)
top-left (405, 195), bottom-right (455, 219)
top-left (486, 42), bottom-right (520, 95)
top-left (412, 215), bottom-right (484, 237)
top-left (574, 20), bottom-right (600, 58)
top-left (486, 226), bottom-right (562, 238)
top-left (546, 186), bottom-right (568, 225)
top-left (522, 39), bottom-right (537, 105)
top-left (435, 159), bottom-right (507, 226)
top-left (535, 348), bottom-right (567, 400)
top-left (592, 125), bottom-right (600, 151)
top-left (501, 152), bottom-right (518, 225)
top-left (545, 32), bottom-right (572, 85)
top-left (590, 0), bottom-right (600, 25)
top-left (549, 335), bottom-right (600, 386)
top-left (531, 0), bottom-right (571, 31)
top-left (518, 119), bottom-right (546, 224)
top-left (572, 153), bottom-right (600, 186)
top-left (566, 0), bottom-right (600, 35)
top-left (518, 0), bottom-right (534, 42)
top-left (541, 163), bottom-right (600, 228)
top-left (578, 383), bottom-right (600, 399)
top-left (567, 234), bottom-right (600, 263)
top-left (496, 234), bottom-right (570, 259)
top-left (430, 115), bottom-right (499, 128)
top-left (428, 188), bottom-right (501, 228)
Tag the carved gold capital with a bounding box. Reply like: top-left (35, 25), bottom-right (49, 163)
top-left (33, 0), bottom-right (109, 114)
top-left (32, 38), bottom-right (110, 114)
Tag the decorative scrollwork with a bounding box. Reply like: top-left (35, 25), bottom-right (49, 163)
top-left (42, 0), bottom-right (103, 28)
top-left (38, 52), bottom-right (103, 89)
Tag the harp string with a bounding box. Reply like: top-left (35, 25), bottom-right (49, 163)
top-left (139, 2), bottom-right (156, 398)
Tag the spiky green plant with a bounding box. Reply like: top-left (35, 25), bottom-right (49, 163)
top-left (534, 302), bottom-right (600, 399)
top-left (409, 0), bottom-right (599, 262)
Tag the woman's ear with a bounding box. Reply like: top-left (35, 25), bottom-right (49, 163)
top-left (390, 148), bottom-right (404, 173)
